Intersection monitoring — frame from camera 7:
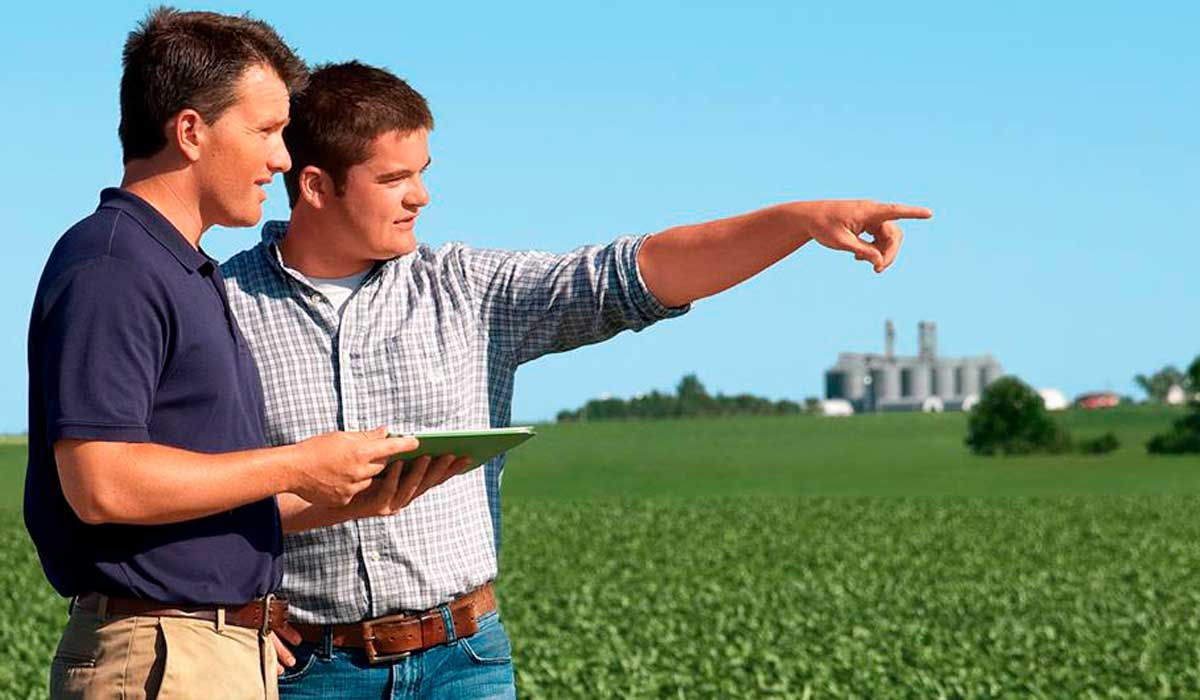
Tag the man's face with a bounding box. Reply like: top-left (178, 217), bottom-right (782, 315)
top-left (195, 63), bottom-right (292, 228)
top-left (326, 128), bottom-right (431, 260)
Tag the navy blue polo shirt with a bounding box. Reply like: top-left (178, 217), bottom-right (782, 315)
top-left (24, 188), bottom-right (282, 605)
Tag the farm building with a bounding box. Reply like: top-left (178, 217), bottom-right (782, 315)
top-left (1075, 391), bottom-right (1120, 409)
top-left (1038, 388), bottom-right (1069, 411)
top-left (824, 321), bottom-right (1003, 413)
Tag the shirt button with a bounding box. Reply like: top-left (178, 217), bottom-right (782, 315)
top-left (369, 551), bottom-right (381, 562)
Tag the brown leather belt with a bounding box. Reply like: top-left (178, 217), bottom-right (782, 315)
top-left (74, 592), bottom-right (289, 636)
top-left (293, 583), bottom-right (496, 664)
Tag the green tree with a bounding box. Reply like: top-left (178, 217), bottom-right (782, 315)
top-left (1134, 365), bottom-right (1188, 403)
top-left (676, 374), bottom-right (716, 416)
top-left (1147, 354), bottom-right (1200, 454)
top-left (966, 376), bottom-right (1072, 456)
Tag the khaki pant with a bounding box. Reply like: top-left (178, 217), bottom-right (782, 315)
top-left (49, 601), bottom-right (278, 700)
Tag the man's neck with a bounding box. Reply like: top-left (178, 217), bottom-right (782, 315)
top-left (121, 163), bottom-right (206, 249)
top-left (278, 212), bottom-right (374, 278)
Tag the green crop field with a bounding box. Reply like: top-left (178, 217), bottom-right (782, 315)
top-left (503, 405), bottom-right (1200, 500)
top-left (3, 407), bottom-right (1200, 698)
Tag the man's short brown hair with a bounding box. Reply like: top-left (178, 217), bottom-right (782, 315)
top-left (283, 61), bottom-right (434, 207)
top-left (119, 6), bottom-right (308, 163)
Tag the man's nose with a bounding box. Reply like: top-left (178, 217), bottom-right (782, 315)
top-left (269, 140), bottom-right (292, 174)
top-left (407, 174), bottom-right (431, 208)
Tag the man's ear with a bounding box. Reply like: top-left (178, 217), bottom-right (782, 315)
top-left (169, 109), bottom-right (205, 163)
top-left (299, 166), bottom-right (332, 209)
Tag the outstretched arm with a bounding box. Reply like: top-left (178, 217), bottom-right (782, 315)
top-left (637, 200), bottom-right (933, 307)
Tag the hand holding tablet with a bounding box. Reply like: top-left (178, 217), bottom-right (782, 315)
top-left (387, 426), bottom-right (537, 473)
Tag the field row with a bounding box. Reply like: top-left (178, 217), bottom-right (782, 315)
top-left (499, 497), bottom-right (1200, 698)
top-left (7, 497), bottom-right (1200, 698)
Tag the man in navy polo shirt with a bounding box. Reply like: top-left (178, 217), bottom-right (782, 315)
top-left (24, 9), bottom-right (457, 699)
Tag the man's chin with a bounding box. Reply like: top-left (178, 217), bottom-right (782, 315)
top-left (388, 232), bottom-right (417, 256)
top-left (219, 205), bottom-right (263, 230)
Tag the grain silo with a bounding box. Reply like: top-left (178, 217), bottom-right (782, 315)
top-left (824, 321), bottom-right (1003, 413)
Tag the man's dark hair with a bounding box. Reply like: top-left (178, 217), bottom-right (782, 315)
top-left (119, 6), bottom-right (308, 162)
top-left (283, 61), bottom-right (434, 207)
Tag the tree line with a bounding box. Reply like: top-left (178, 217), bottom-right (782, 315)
top-left (556, 374), bottom-right (816, 422)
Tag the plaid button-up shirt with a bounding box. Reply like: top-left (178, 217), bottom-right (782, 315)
top-left (221, 221), bottom-right (687, 623)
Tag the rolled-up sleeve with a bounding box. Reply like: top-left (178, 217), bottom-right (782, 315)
top-left (457, 235), bottom-right (689, 366)
top-left (37, 257), bottom-right (167, 443)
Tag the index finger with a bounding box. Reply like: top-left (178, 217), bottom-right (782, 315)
top-left (875, 220), bottom-right (904, 270)
top-left (880, 203), bottom-right (933, 221)
top-left (275, 622), bottom-right (302, 646)
top-left (363, 436), bottom-right (420, 461)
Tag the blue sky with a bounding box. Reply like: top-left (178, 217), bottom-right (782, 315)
top-left (3, 1), bottom-right (1197, 431)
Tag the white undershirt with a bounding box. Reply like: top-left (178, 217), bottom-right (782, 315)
top-left (301, 268), bottom-right (372, 317)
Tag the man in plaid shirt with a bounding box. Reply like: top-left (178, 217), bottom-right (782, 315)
top-left (222, 61), bottom-right (931, 699)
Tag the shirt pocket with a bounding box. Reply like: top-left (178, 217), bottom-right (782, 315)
top-left (382, 329), bottom-right (472, 432)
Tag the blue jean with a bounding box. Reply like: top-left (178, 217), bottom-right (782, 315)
top-left (278, 611), bottom-right (516, 700)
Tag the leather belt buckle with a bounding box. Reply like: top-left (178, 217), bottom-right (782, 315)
top-left (364, 643), bottom-right (411, 665)
top-left (362, 614), bottom-right (415, 665)
top-left (259, 593), bottom-right (275, 636)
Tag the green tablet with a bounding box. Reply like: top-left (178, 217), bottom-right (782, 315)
top-left (387, 426), bottom-right (536, 471)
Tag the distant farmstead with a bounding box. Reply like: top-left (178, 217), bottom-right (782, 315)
top-left (1075, 392), bottom-right (1120, 410)
top-left (825, 321), bottom-right (1003, 413)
